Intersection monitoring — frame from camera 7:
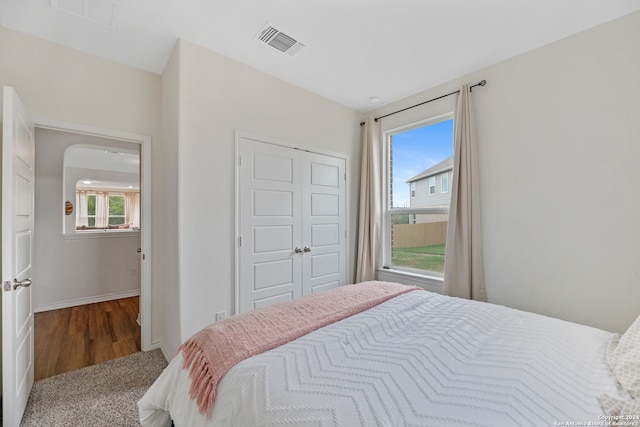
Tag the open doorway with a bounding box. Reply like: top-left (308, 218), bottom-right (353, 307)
top-left (31, 124), bottom-right (151, 378)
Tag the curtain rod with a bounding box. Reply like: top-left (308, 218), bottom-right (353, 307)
top-left (359, 80), bottom-right (486, 126)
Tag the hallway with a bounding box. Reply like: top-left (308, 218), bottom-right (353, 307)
top-left (34, 297), bottom-right (141, 380)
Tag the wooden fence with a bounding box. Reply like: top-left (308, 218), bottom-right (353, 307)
top-left (393, 221), bottom-right (447, 249)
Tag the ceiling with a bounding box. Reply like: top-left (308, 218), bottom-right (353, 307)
top-left (2, 0), bottom-right (639, 112)
top-left (66, 145), bottom-right (140, 190)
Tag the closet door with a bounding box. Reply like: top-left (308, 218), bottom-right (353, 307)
top-left (301, 152), bottom-right (346, 295)
top-left (238, 138), bottom-right (303, 313)
top-left (237, 136), bottom-right (347, 314)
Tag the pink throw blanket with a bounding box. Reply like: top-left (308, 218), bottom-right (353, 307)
top-left (179, 281), bottom-right (421, 417)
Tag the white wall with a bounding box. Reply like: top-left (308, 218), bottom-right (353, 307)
top-left (0, 28), bottom-right (163, 344)
top-left (173, 40), bottom-right (362, 345)
top-left (158, 43), bottom-right (181, 357)
top-left (369, 11), bottom-right (640, 333)
top-left (34, 128), bottom-right (141, 311)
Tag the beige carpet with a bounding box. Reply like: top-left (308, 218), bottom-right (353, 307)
top-left (20, 349), bottom-right (167, 427)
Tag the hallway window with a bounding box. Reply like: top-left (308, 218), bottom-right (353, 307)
top-left (77, 190), bottom-right (139, 230)
top-left (85, 194), bottom-right (125, 226)
top-left (64, 144), bottom-right (140, 234)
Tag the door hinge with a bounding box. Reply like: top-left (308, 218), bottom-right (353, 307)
top-left (238, 156), bottom-right (242, 167)
top-left (238, 236), bottom-right (242, 247)
top-left (3, 281), bottom-right (11, 292)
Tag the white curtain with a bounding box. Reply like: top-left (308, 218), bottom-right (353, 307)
top-left (355, 117), bottom-right (383, 282)
top-left (94, 192), bottom-right (109, 228)
top-left (76, 190), bottom-right (88, 227)
top-left (443, 83), bottom-right (487, 301)
top-left (125, 192), bottom-right (141, 229)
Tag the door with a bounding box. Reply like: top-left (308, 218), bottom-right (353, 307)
top-left (237, 136), bottom-right (346, 314)
top-left (238, 138), bottom-right (303, 312)
top-left (2, 86), bottom-right (35, 426)
top-left (302, 152), bottom-right (346, 295)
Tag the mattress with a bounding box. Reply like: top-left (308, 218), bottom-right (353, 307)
top-left (139, 289), bottom-right (627, 426)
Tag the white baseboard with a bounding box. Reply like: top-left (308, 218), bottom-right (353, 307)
top-left (34, 289), bottom-right (141, 313)
top-left (160, 344), bottom-right (171, 362)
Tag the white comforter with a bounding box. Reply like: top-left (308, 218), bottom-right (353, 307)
top-left (139, 290), bottom-right (627, 426)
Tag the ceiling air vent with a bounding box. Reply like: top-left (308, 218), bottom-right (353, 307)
top-left (50, 0), bottom-right (121, 28)
top-left (255, 24), bottom-right (306, 56)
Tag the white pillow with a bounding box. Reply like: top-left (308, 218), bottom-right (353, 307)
top-left (599, 394), bottom-right (640, 416)
top-left (608, 314), bottom-right (640, 398)
top-left (599, 316), bottom-right (640, 415)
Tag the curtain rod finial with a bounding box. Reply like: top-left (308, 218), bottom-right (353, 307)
top-left (479, 80), bottom-right (486, 86)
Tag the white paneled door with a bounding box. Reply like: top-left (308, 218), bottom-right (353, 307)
top-left (237, 136), bottom-right (346, 314)
top-left (302, 152), bottom-right (346, 295)
top-left (2, 87), bottom-right (35, 426)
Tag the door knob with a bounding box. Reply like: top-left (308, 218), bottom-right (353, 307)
top-left (137, 248), bottom-right (142, 253)
top-left (294, 247), bottom-right (302, 253)
top-left (303, 246), bottom-right (311, 252)
top-left (13, 278), bottom-right (32, 290)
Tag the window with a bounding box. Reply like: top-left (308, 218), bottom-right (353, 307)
top-left (441, 172), bottom-right (449, 193)
top-left (77, 190), bottom-right (140, 231)
top-left (108, 195), bottom-right (126, 225)
top-left (64, 144), bottom-right (141, 234)
top-left (386, 117), bottom-right (453, 276)
top-left (84, 194), bottom-right (125, 226)
top-left (87, 194), bottom-right (96, 227)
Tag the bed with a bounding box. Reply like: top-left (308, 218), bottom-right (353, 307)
top-left (138, 281), bottom-right (640, 426)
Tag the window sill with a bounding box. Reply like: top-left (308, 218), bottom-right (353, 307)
top-left (377, 268), bottom-right (443, 293)
top-left (62, 230), bottom-right (140, 240)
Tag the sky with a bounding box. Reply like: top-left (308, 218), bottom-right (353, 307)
top-left (391, 119), bottom-right (453, 208)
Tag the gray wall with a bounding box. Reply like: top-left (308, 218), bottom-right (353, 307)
top-left (34, 128), bottom-right (141, 311)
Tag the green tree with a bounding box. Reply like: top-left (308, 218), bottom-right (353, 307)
top-left (109, 196), bottom-right (125, 215)
top-left (109, 196), bottom-right (125, 225)
top-left (87, 195), bottom-right (96, 227)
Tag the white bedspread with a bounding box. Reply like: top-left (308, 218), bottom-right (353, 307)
top-left (139, 290), bottom-right (627, 426)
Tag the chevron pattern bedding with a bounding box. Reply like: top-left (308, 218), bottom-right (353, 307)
top-left (139, 287), bottom-right (628, 427)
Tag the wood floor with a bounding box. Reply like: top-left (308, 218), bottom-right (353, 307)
top-left (34, 296), bottom-right (141, 381)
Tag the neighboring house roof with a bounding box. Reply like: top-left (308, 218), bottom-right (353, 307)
top-left (406, 156), bottom-right (453, 183)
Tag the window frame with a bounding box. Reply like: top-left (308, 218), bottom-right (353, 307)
top-left (86, 193), bottom-right (96, 227)
top-left (441, 172), bottom-right (449, 194)
top-left (75, 189), bottom-right (139, 233)
top-left (382, 112), bottom-right (454, 282)
top-left (107, 194), bottom-right (126, 226)
top-left (428, 176), bottom-right (436, 195)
